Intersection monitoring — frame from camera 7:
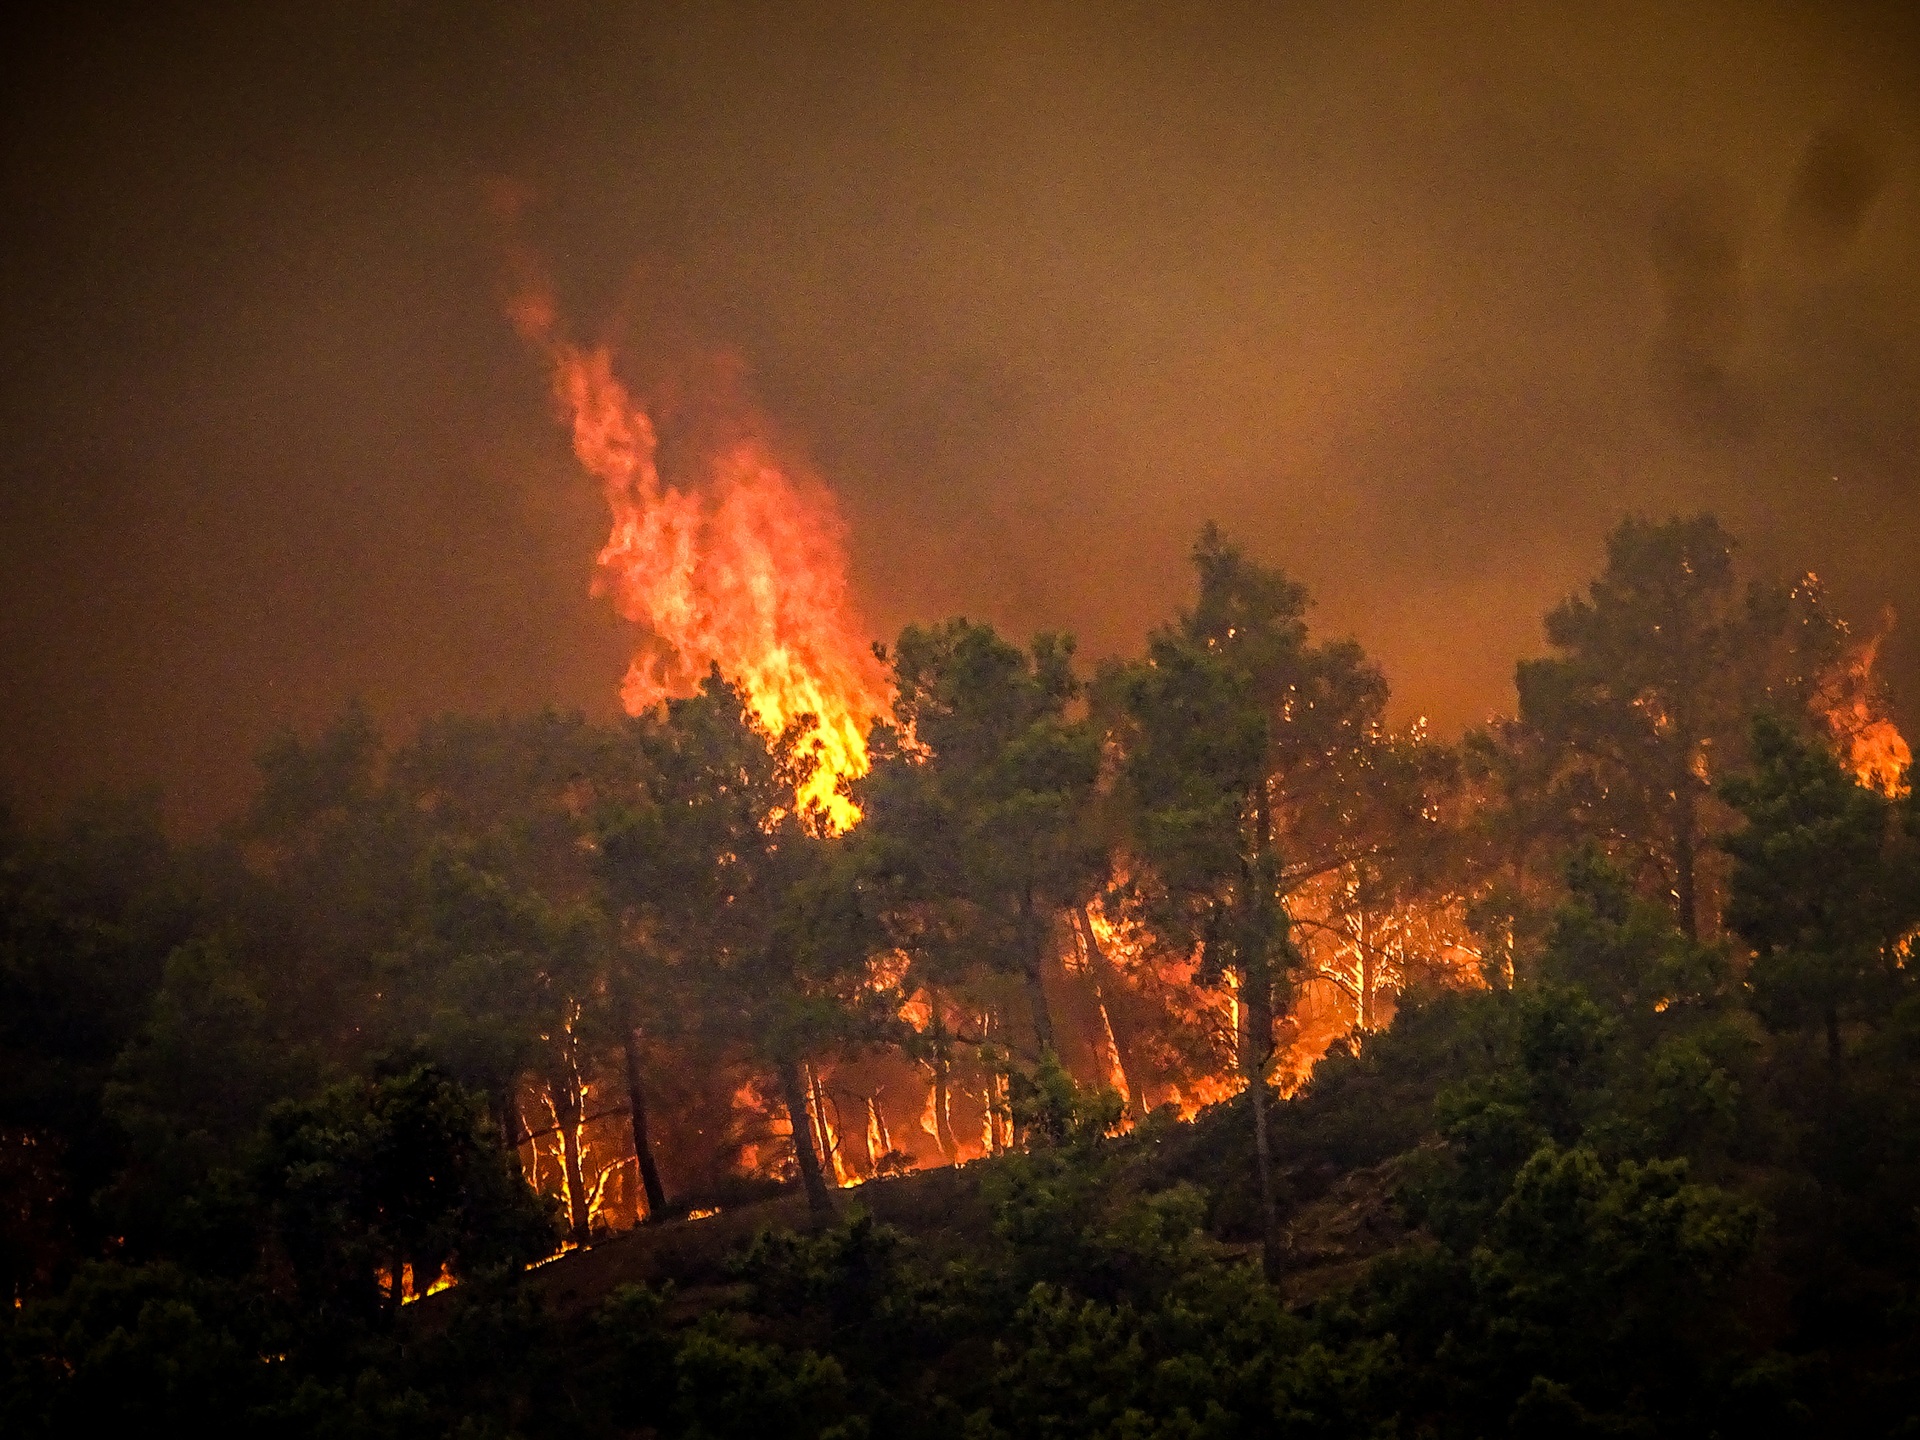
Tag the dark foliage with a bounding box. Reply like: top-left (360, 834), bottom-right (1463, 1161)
top-left (4, 514), bottom-right (1918, 1436)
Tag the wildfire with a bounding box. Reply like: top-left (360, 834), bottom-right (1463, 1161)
top-left (489, 248), bottom-right (1498, 1221)
top-left (1814, 628), bottom-right (1913, 797)
top-left (509, 287), bottom-right (888, 829)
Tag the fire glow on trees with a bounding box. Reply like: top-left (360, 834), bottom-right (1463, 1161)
top-left (508, 285), bottom-right (889, 831)
top-left (490, 276), bottom-right (1914, 1248)
top-left (1816, 628), bottom-right (1914, 798)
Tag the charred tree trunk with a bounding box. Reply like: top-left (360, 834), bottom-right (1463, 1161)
top-left (932, 1064), bottom-right (958, 1163)
top-left (1020, 885), bottom-right (1056, 1056)
top-left (549, 1077), bottom-right (593, 1247)
top-left (778, 1056), bottom-right (834, 1216)
top-left (1358, 906), bottom-right (1376, 1033)
top-left (1246, 786), bottom-right (1285, 1283)
top-left (807, 1060), bottom-right (847, 1186)
top-left (618, 1021), bottom-right (669, 1222)
top-left (863, 1096), bottom-right (892, 1174)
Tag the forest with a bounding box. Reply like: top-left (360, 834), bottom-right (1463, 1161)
top-left (4, 512), bottom-right (1918, 1438)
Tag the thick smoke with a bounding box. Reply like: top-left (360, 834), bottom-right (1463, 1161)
top-left (1783, 125), bottom-right (1890, 264)
top-left (1, 1), bottom-right (1917, 826)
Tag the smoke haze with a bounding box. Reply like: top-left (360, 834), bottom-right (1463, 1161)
top-left (3, 1), bottom-right (1917, 827)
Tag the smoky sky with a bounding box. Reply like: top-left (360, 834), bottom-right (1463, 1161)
top-left (3, 1), bottom-right (1918, 829)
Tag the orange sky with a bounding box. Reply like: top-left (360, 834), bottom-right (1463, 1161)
top-left (2, 1), bottom-right (1917, 828)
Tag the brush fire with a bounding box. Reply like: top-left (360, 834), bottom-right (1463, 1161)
top-left (490, 292), bottom-right (1912, 1253)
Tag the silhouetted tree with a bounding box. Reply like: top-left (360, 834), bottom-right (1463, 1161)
top-left (1515, 515), bottom-right (1857, 939)
top-left (252, 1064), bottom-right (554, 1325)
top-left (0, 794), bottom-right (196, 1297)
top-left (1111, 524), bottom-right (1386, 1276)
top-left (866, 620), bottom-right (1104, 1059)
top-left (1721, 714), bottom-right (1920, 1065)
top-left (601, 672), bottom-right (890, 1215)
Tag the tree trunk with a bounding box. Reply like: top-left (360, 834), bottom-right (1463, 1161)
top-left (807, 1060), bottom-right (848, 1186)
top-left (864, 1096), bottom-right (892, 1174)
top-left (619, 1022), bottom-right (669, 1222)
top-left (1357, 907), bottom-right (1375, 1033)
top-left (932, 1058), bottom-right (958, 1163)
top-left (778, 1057), bottom-right (834, 1216)
top-left (550, 1077), bottom-right (593, 1247)
top-left (1077, 904), bottom-right (1141, 1118)
top-left (1242, 948), bottom-right (1284, 1283)
top-left (1247, 784), bottom-right (1285, 1282)
top-left (493, 1080), bottom-right (524, 1180)
top-left (1021, 885), bottom-right (1056, 1055)
top-left (927, 1000), bottom-right (959, 1163)
top-left (1675, 783), bottom-right (1699, 941)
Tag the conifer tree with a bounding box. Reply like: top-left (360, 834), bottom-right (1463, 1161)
top-left (1111, 524), bottom-right (1386, 1276)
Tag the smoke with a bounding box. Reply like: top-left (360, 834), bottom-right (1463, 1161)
top-left (1649, 185), bottom-right (1752, 434)
top-left (1783, 125), bottom-right (1891, 264)
top-left (2, 1), bottom-right (1918, 827)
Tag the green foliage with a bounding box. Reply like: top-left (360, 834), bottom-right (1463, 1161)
top-left (1010, 1049), bottom-right (1126, 1150)
top-left (600, 670), bottom-right (884, 1068)
top-left (1721, 713), bottom-right (1920, 1055)
top-left (4, 511), bottom-right (1920, 1437)
top-left (1511, 514), bottom-right (1866, 938)
top-left (674, 1319), bottom-right (862, 1440)
top-left (592, 1281), bottom-right (677, 1415)
top-left (252, 1064), bottom-right (555, 1325)
top-left (1365, 1144), bottom-right (1760, 1435)
top-left (100, 936), bottom-right (318, 1261)
top-left (1, 1261), bottom-right (271, 1433)
top-left (861, 618), bottom-right (1105, 1055)
top-left (0, 794), bottom-right (196, 1296)
top-left (729, 1212), bottom-right (908, 1329)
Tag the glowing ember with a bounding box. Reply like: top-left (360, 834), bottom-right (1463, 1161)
top-left (509, 288), bottom-right (888, 829)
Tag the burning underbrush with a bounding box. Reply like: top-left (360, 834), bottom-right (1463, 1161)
top-left (504, 877), bottom-right (1493, 1248)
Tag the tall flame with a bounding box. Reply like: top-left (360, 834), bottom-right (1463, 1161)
top-left (1814, 627), bottom-right (1913, 798)
top-left (510, 288), bottom-right (887, 828)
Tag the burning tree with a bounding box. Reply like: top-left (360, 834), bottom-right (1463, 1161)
top-left (508, 277), bottom-right (890, 832)
top-left (860, 620), bottom-right (1106, 1070)
top-left (1108, 524), bottom-right (1395, 1277)
top-left (598, 671), bottom-right (898, 1215)
top-left (1721, 714), bottom-right (1920, 1067)
top-left (1510, 514), bottom-right (1910, 943)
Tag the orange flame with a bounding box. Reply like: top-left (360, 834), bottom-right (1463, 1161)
top-left (1815, 628), bottom-right (1913, 798)
top-left (511, 287), bottom-right (887, 829)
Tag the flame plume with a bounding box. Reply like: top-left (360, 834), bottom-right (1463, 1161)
top-left (1810, 620), bottom-right (1912, 797)
top-left (510, 287), bottom-right (887, 829)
